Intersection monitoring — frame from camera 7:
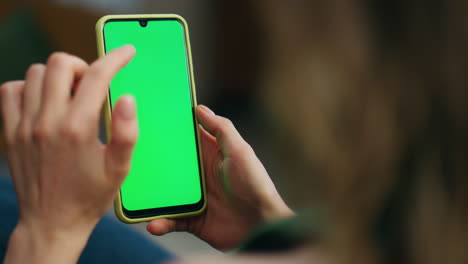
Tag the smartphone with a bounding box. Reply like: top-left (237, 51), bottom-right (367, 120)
top-left (96, 14), bottom-right (206, 223)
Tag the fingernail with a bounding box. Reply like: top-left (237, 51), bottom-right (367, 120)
top-left (122, 44), bottom-right (136, 54)
top-left (198, 105), bottom-right (215, 115)
top-left (118, 95), bottom-right (136, 120)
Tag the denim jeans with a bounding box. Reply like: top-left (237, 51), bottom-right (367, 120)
top-left (0, 177), bottom-right (175, 264)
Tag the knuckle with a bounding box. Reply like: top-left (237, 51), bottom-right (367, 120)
top-left (215, 117), bottom-right (235, 139)
top-left (114, 164), bottom-right (131, 177)
top-left (2, 130), bottom-right (16, 148)
top-left (218, 117), bottom-right (234, 131)
top-left (228, 134), bottom-right (250, 153)
top-left (47, 52), bottom-right (71, 69)
top-left (238, 142), bottom-right (255, 157)
top-left (0, 82), bottom-right (13, 96)
top-left (88, 65), bottom-right (106, 80)
top-left (117, 134), bottom-right (137, 148)
top-left (25, 64), bottom-right (45, 79)
top-left (61, 121), bottom-right (87, 143)
top-left (33, 121), bottom-right (54, 143)
top-left (110, 168), bottom-right (131, 184)
top-left (111, 131), bottom-right (138, 154)
top-left (0, 81), bottom-right (24, 98)
top-left (16, 123), bottom-right (32, 145)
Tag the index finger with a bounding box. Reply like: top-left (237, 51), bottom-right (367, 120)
top-left (69, 45), bottom-right (136, 123)
top-left (196, 105), bottom-right (252, 157)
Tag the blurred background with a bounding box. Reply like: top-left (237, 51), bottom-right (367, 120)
top-left (0, 0), bottom-right (312, 257)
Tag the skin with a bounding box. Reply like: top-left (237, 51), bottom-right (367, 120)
top-left (147, 105), bottom-right (293, 251)
top-left (2, 45), bottom-right (138, 264)
top-left (0, 46), bottom-right (293, 263)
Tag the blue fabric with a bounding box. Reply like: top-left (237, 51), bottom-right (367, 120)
top-left (0, 177), bottom-right (175, 263)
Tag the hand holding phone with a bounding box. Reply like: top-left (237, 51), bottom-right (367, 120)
top-left (147, 105), bottom-right (294, 251)
top-left (95, 14), bottom-right (292, 249)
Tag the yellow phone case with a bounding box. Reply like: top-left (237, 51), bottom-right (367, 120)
top-left (95, 14), bottom-right (207, 224)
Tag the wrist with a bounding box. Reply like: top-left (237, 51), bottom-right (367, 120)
top-left (4, 222), bottom-right (93, 264)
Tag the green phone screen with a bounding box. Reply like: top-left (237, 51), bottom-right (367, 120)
top-left (103, 19), bottom-right (202, 213)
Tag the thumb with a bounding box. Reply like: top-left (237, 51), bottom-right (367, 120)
top-left (147, 218), bottom-right (190, 235)
top-left (105, 95), bottom-right (138, 182)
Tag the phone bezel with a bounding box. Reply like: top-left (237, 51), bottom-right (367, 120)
top-left (96, 14), bottom-right (206, 223)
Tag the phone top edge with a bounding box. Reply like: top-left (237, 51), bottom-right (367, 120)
top-left (95, 14), bottom-right (188, 53)
top-left (96, 14), bottom-right (186, 24)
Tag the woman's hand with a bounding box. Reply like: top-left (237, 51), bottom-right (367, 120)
top-left (1, 45), bottom-right (137, 264)
top-left (147, 105), bottom-right (293, 251)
